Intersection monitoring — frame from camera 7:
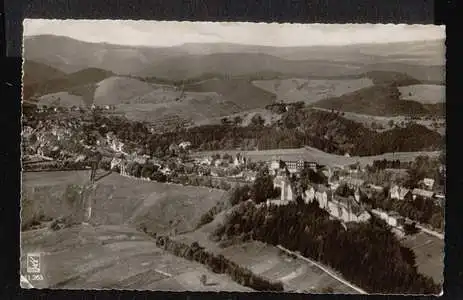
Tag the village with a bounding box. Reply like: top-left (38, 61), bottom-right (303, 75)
top-left (22, 107), bottom-right (445, 239)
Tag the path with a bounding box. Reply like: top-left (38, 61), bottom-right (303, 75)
top-left (276, 245), bottom-right (367, 294)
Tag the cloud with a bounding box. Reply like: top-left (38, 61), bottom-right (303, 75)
top-left (23, 20), bottom-right (445, 47)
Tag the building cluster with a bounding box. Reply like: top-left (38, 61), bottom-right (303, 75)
top-left (389, 178), bottom-right (445, 206)
top-left (271, 169), bottom-right (371, 224)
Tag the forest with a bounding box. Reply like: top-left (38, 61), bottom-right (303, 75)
top-left (212, 200), bottom-right (440, 294)
top-left (24, 105), bottom-right (443, 158)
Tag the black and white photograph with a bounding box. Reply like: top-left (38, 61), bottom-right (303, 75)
top-left (21, 20), bottom-right (445, 294)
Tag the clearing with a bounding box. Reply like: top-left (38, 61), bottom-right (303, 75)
top-left (398, 84), bottom-right (445, 104)
top-left (400, 231), bottom-right (444, 285)
top-left (251, 78), bottom-right (374, 104)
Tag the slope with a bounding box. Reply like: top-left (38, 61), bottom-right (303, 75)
top-left (23, 34), bottom-right (188, 74)
top-left (22, 60), bottom-right (68, 99)
top-left (25, 67), bottom-right (114, 101)
top-left (312, 84), bottom-right (442, 117)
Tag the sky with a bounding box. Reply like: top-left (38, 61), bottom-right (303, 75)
top-left (23, 20), bottom-right (445, 48)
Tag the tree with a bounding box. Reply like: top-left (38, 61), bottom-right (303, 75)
top-left (252, 168), bottom-right (275, 203)
top-left (403, 222), bottom-right (419, 235)
top-left (251, 114), bottom-right (265, 127)
top-left (233, 116), bottom-right (243, 125)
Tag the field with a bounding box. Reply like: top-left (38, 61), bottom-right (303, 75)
top-left (20, 224), bottom-right (250, 291)
top-left (220, 241), bottom-right (358, 293)
top-left (22, 171), bottom-right (228, 235)
top-left (400, 232), bottom-right (444, 284)
top-left (194, 108), bottom-right (283, 127)
top-left (37, 91), bottom-right (86, 107)
top-left (398, 84), bottom-right (445, 104)
top-left (251, 77), bottom-right (374, 104)
top-left (313, 107), bottom-right (446, 135)
top-left (191, 147), bottom-right (441, 168)
top-left (174, 208), bottom-right (359, 294)
top-left (21, 170), bottom-right (251, 290)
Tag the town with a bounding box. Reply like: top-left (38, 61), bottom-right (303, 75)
top-left (20, 21), bottom-right (445, 294)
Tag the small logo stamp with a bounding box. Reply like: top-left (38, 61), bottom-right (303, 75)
top-left (26, 253), bottom-right (41, 274)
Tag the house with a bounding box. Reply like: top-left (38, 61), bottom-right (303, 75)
top-left (234, 154), bottom-right (246, 167)
top-left (273, 175), bottom-right (294, 202)
top-left (328, 195), bottom-right (370, 223)
top-left (421, 178), bottom-right (435, 190)
top-left (178, 141), bottom-right (192, 150)
top-left (314, 185), bottom-right (330, 209)
top-left (433, 193), bottom-right (445, 206)
top-left (342, 177), bottom-right (365, 189)
top-left (329, 182), bottom-right (340, 192)
top-left (243, 170), bottom-right (257, 182)
top-left (412, 188), bottom-right (434, 200)
top-left (389, 185), bottom-right (410, 201)
top-left (367, 184), bottom-right (384, 192)
top-left (387, 212), bottom-right (405, 227)
top-left (199, 157), bottom-right (212, 166)
top-left (281, 160), bottom-right (317, 173)
top-left (214, 159), bottom-right (224, 167)
top-left (303, 185), bottom-right (316, 203)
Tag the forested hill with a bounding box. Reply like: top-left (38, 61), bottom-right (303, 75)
top-left (38, 107), bottom-right (442, 157)
top-left (312, 85), bottom-right (444, 117)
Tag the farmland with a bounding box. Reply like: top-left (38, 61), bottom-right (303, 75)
top-left (22, 171), bottom-right (228, 234)
top-left (20, 224), bottom-right (251, 291)
top-left (398, 84), bottom-right (445, 104)
top-left (251, 77), bottom-right (374, 104)
top-left (21, 170), bottom-right (251, 290)
top-left (174, 208), bottom-right (359, 293)
top-left (400, 232), bottom-right (444, 285)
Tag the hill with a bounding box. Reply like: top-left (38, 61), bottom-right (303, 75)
top-left (25, 67), bottom-right (114, 101)
top-left (251, 77), bottom-right (374, 104)
top-left (22, 60), bottom-right (68, 99)
top-left (184, 78), bottom-right (276, 110)
top-left (136, 53), bottom-right (363, 80)
top-left (312, 85), bottom-right (443, 117)
top-left (23, 34), bottom-right (188, 74)
top-left (24, 35), bottom-right (444, 84)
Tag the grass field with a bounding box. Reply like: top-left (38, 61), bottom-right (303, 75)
top-left (21, 171), bottom-right (250, 290)
top-left (252, 77), bottom-right (374, 104)
top-left (174, 207), bottom-right (358, 294)
top-left (313, 107), bottom-right (445, 135)
top-left (400, 232), bottom-right (444, 285)
top-left (22, 171), bottom-right (227, 235)
top-left (398, 84), bottom-right (445, 104)
top-left (20, 224), bottom-right (251, 291)
top-left (191, 147), bottom-right (441, 168)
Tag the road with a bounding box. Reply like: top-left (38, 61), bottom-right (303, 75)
top-left (276, 245), bottom-right (367, 294)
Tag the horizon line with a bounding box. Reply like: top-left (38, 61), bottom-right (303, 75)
top-left (23, 33), bottom-right (446, 49)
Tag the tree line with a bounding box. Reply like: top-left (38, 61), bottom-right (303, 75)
top-left (212, 201), bottom-right (440, 294)
top-left (150, 234), bottom-right (284, 291)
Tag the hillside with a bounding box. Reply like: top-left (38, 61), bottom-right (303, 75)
top-left (137, 53), bottom-right (364, 80)
top-left (22, 60), bottom-right (67, 84)
top-left (184, 78), bottom-right (276, 110)
top-left (23, 34), bottom-right (188, 74)
top-left (251, 77), bottom-right (374, 104)
top-left (25, 67), bottom-right (114, 101)
top-left (22, 60), bottom-right (67, 99)
top-left (312, 85), bottom-right (443, 117)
